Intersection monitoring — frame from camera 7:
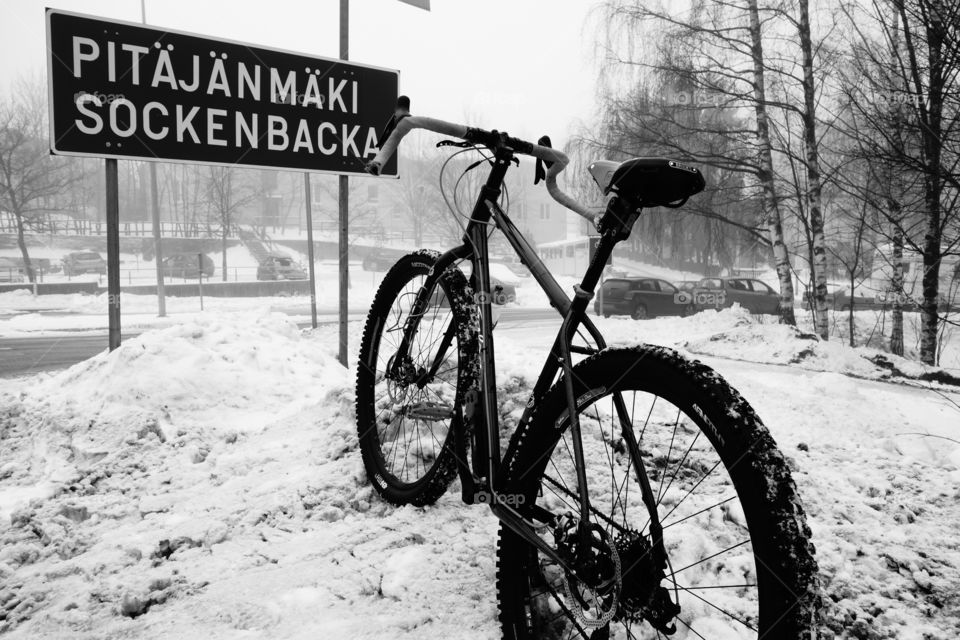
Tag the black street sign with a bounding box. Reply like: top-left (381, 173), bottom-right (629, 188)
top-left (46, 9), bottom-right (399, 176)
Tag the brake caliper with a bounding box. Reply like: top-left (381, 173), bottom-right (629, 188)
top-left (614, 529), bottom-right (680, 633)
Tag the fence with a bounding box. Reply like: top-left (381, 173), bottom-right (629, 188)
top-left (0, 214), bottom-right (236, 239)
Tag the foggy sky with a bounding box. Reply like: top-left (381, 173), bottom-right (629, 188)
top-left (1, 0), bottom-right (598, 144)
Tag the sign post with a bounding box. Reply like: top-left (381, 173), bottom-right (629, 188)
top-left (304, 173), bottom-right (318, 329)
top-left (141, 1), bottom-right (166, 318)
top-left (339, 0), bottom-right (350, 367)
top-left (149, 163), bottom-right (166, 316)
top-left (105, 159), bottom-right (121, 350)
top-left (197, 253), bottom-right (204, 310)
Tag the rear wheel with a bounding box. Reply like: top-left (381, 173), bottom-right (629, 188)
top-left (496, 346), bottom-right (819, 639)
top-left (355, 250), bottom-right (478, 506)
top-left (631, 303), bottom-right (648, 320)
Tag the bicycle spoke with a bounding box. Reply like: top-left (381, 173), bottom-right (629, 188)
top-left (669, 580), bottom-right (757, 631)
top-left (673, 538), bottom-right (751, 574)
top-left (662, 495), bottom-right (737, 529)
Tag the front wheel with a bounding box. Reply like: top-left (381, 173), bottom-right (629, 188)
top-left (355, 250), bottom-right (478, 506)
top-left (497, 346), bottom-right (819, 639)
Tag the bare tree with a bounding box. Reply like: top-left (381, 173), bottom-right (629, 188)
top-left (835, 0), bottom-right (960, 365)
top-left (392, 142), bottom-right (462, 247)
top-left (795, 0), bottom-right (830, 337)
top-left (203, 166), bottom-right (261, 281)
top-left (0, 79), bottom-right (78, 282)
top-left (586, 0), bottom-right (812, 323)
top-left (747, 0), bottom-right (797, 324)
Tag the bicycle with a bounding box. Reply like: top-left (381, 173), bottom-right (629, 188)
top-left (355, 96), bottom-right (820, 639)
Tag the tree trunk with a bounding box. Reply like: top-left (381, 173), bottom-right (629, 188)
top-left (747, 0), bottom-right (796, 325)
top-left (849, 271), bottom-right (856, 347)
top-left (890, 222), bottom-right (904, 356)
top-left (14, 209), bottom-right (36, 283)
top-left (919, 3), bottom-right (944, 366)
top-left (798, 0), bottom-right (828, 339)
top-left (919, 191), bottom-right (941, 365)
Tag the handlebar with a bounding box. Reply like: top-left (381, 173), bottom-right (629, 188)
top-left (365, 104), bottom-right (597, 224)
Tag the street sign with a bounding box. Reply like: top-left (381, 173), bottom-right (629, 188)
top-left (46, 9), bottom-right (399, 177)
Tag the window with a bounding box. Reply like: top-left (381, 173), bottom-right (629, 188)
top-left (638, 280), bottom-right (657, 291)
top-left (367, 184), bottom-right (379, 202)
top-left (728, 279), bottom-right (748, 291)
top-left (749, 280), bottom-right (775, 294)
top-left (601, 280), bottom-right (627, 299)
top-left (658, 280), bottom-right (678, 293)
top-left (566, 246), bottom-right (575, 257)
top-left (539, 203), bottom-right (550, 220)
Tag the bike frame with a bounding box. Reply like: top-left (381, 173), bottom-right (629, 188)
top-left (397, 145), bottom-right (666, 569)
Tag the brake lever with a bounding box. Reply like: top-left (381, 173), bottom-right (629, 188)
top-left (534, 135), bottom-right (554, 185)
top-left (376, 95), bottom-right (411, 150)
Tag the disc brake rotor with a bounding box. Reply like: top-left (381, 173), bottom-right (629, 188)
top-left (556, 519), bottom-right (622, 630)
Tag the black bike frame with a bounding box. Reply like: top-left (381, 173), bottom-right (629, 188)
top-left (398, 145), bottom-right (666, 569)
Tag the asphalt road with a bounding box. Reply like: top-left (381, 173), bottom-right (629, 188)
top-left (0, 333), bottom-right (141, 378)
top-left (0, 307), bottom-right (565, 378)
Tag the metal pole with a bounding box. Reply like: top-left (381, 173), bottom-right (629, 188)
top-left (304, 173), bottom-right (318, 329)
top-left (338, 0), bottom-right (349, 367)
top-left (142, 0), bottom-right (166, 317)
top-left (149, 164), bottom-right (166, 316)
top-left (106, 159), bottom-right (121, 351)
top-left (197, 253), bottom-right (204, 310)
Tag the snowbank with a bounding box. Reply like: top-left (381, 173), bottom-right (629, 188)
top-left (1, 308), bottom-right (959, 638)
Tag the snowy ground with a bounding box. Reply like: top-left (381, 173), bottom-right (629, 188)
top-left (1, 307), bottom-right (958, 638)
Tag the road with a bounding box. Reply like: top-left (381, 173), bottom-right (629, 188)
top-left (0, 307), bottom-right (563, 378)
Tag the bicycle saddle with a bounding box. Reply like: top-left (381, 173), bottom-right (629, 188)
top-left (588, 158), bottom-right (705, 208)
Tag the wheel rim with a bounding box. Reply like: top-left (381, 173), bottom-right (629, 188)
top-left (367, 274), bottom-right (460, 489)
top-left (517, 389), bottom-right (760, 639)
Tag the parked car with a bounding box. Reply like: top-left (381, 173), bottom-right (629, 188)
top-left (257, 254), bottom-right (307, 280)
top-left (0, 257), bottom-right (25, 282)
top-left (693, 277), bottom-right (781, 314)
top-left (62, 251), bottom-right (106, 276)
top-left (362, 248), bottom-right (408, 272)
top-left (800, 286), bottom-right (953, 312)
top-left (801, 286), bottom-right (878, 311)
top-left (426, 271), bottom-right (517, 308)
top-left (162, 253), bottom-right (215, 279)
top-left (595, 277), bottom-right (688, 319)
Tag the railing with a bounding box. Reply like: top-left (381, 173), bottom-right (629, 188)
top-left (0, 216), bottom-right (237, 239)
top-left (1, 214), bottom-right (446, 246)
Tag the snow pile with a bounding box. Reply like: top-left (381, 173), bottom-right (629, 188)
top-left (667, 306), bottom-right (955, 385)
top-left (1, 308), bottom-right (959, 638)
top-left (0, 315), bottom-right (505, 639)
